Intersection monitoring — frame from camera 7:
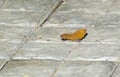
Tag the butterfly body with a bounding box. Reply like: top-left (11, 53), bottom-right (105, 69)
top-left (61, 29), bottom-right (87, 41)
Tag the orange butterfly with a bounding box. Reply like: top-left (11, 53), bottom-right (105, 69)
top-left (60, 29), bottom-right (87, 41)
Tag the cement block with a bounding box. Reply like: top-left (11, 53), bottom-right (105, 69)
top-left (0, 60), bottom-right (60, 77)
top-left (13, 42), bottom-right (74, 60)
top-left (55, 61), bottom-right (116, 77)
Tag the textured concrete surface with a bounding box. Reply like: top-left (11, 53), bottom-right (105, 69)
top-left (0, 60), bottom-right (60, 77)
top-left (44, 0), bottom-right (116, 27)
top-left (0, 60), bottom-right (116, 77)
top-left (0, 0), bottom-right (120, 77)
top-left (0, 0), bottom-right (61, 60)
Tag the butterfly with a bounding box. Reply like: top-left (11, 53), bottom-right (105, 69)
top-left (60, 29), bottom-right (87, 41)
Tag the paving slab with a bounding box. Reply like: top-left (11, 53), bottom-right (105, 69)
top-left (66, 44), bottom-right (120, 61)
top-left (0, 0), bottom-right (61, 60)
top-left (55, 61), bottom-right (116, 77)
top-left (44, 0), bottom-right (115, 27)
top-left (13, 42), bottom-right (74, 60)
top-left (0, 60), bottom-right (60, 77)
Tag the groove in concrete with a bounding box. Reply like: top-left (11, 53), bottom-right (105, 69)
top-left (49, 44), bottom-right (79, 77)
top-left (109, 63), bottom-right (119, 77)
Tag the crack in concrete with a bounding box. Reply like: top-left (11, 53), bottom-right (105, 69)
top-left (109, 63), bottom-right (119, 77)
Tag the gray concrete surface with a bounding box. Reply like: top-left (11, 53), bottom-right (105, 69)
top-left (0, 0), bottom-right (60, 60)
top-left (0, 0), bottom-right (120, 77)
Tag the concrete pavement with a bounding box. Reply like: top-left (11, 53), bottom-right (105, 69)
top-left (0, 0), bottom-right (120, 77)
